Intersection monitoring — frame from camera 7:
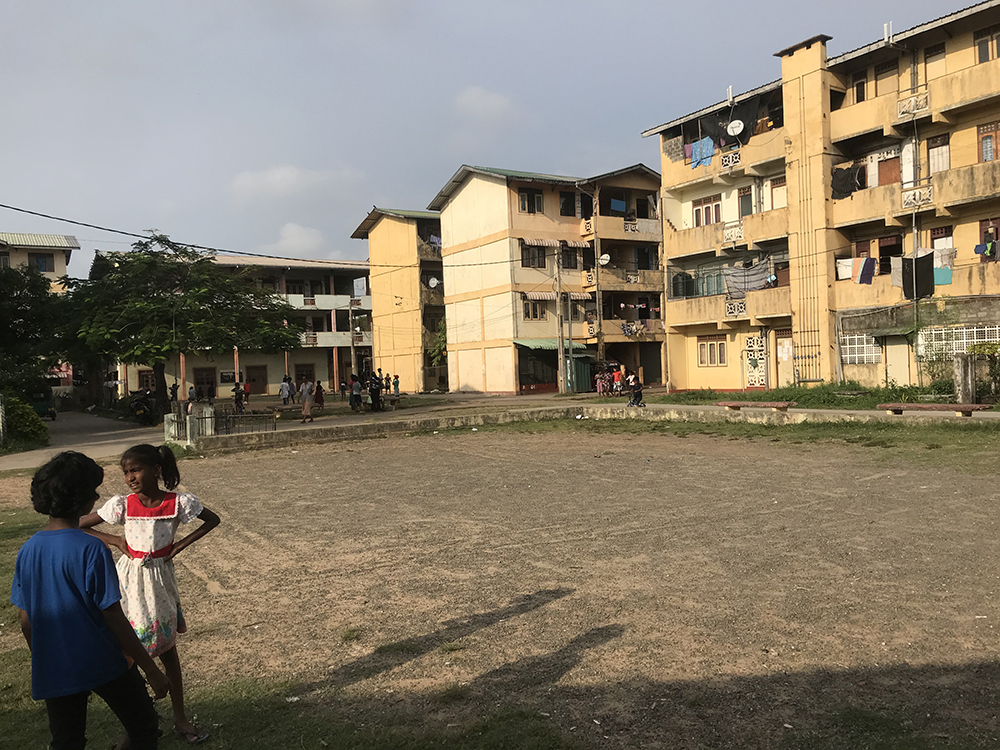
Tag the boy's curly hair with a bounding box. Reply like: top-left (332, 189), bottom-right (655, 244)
top-left (31, 452), bottom-right (104, 518)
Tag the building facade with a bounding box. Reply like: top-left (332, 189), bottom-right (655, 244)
top-left (352, 208), bottom-right (447, 393)
top-left (119, 255), bottom-right (372, 398)
top-left (0, 232), bottom-right (77, 291)
top-left (427, 164), bottom-right (663, 393)
top-left (644, 0), bottom-right (1000, 390)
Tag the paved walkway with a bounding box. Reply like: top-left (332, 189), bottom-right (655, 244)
top-left (0, 411), bottom-right (161, 472)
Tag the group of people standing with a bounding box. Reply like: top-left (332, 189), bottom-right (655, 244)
top-left (595, 366), bottom-right (644, 406)
top-left (343, 368), bottom-right (399, 412)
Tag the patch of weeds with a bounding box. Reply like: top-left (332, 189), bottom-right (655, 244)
top-left (374, 639), bottom-right (424, 655)
top-left (924, 443), bottom-right (942, 450)
top-left (434, 683), bottom-right (470, 703)
top-left (438, 641), bottom-right (465, 653)
top-left (341, 627), bottom-right (362, 643)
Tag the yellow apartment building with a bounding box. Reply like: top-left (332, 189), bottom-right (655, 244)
top-left (119, 255), bottom-right (372, 398)
top-left (351, 208), bottom-right (447, 392)
top-left (427, 164), bottom-right (663, 393)
top-left (0, 232), bottom-right (77, 292)
top-left (644, 0), bottom-right (1000, 390)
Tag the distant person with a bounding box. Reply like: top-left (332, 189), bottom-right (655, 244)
top-left (187, 385), bottom-right (196, 403)
top-left (350, 376), bottom-right (361, 411)
top-left (314, 382), bottom-right (325, 410)
top-left (169, 383), bottom-right (179, 403)
top-left (299, 378), bottom-right (315, 423)
top-left (10, 452), bottom-right (170, 750)
top-left (279, 378), bottom-right (291, 405)
top-left (195, 387), bottom-right (204, 402)
top-left (369, 371), bottom-right (383, 412)
top-left (232, 382), bottom-right (244, 414)
top-left (393, 374), bottom-right (400, 397)
top-left (339, 380), bottom-right (347, 402)
top-left (384, 372), bottom-right (391, 394)
top-left (243, 381), bottom-right (251, 406)
top-left (206, 384), bottom-right (215, 406)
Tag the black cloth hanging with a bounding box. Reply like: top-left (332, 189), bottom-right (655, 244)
top-left (832, 167), bottom-right (856, 199)
top-left (902, 252), bottom-right (935, 300)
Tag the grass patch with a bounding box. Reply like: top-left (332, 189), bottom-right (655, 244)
top-left (0, 507), bottom-right (43, 628)
top-left (341, 627), bottom-right (363, 643)
top-left (782, 704), bottom-right (981, 750)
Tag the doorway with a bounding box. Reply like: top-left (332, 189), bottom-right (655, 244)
top-left (775, 330), bottom-right (794, 387)
top-left (884, 336), bottom-right (911, 386)
top-left (245, 365), bottom-right (268, 395)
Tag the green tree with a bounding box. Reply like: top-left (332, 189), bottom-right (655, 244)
top-left (67, 235), bottom-right (303, 415)
top-left (429, 319), bottom-right (447, 366)
top-left (0, 265), bottom-right (65, 392)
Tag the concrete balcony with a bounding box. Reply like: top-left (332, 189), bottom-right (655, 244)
top-left (285, 293), bottom-right (359, 311)
top-left (664, 221), bottom-right (724, 259)
top-left (585, 215), bottom-right (661, 241)
top-left (830, 93), bottom-right (898, 143)
top-left (591, 266), bottom-right (664, 292)
top-left (666, 285), bottom-right (790, 329)
top-left (661, 127), bottom-right (787, 190)
top-left (741, 207), bottom-right (789, 245)
top-left (744, 284), bottom-right (791, 324)
top-left (833, 273), bottom-right (903, 310)
top-left (831, 183), bottom-right (901, 228)
top-left (589, 318), bottom-right (666, 341)
top-left (929, 56), bottom-right (1000, 122)
top-left (925, 160), bottom-right (1000, 216)
top-left (300, 331), bottom-right (372, 348)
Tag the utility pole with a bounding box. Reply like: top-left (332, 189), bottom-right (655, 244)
top-left (348, 302), bottom-right (358, 377)
top-left (555, 244), bottom-right (567, 394)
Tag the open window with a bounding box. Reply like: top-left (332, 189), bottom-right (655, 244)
top-left (519, 189), bottom-right (543, 214)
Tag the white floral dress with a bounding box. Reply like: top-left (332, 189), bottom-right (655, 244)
top-left (97, 492), bottom-right (203, 657)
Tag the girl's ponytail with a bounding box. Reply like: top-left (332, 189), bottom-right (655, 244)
top-left (158, 444), bottom-right (181, 490)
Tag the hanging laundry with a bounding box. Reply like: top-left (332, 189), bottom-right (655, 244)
top-left (723, 263), bottom-right (770, 298)
top-left (974, 243), bottom-right (988, 255)
top-left (691, 136), bottom-right (715, 169)
top-left (987, 241), bottom-right (996, 258)
top-left (933, 247), bottom-right (956, 269)
top-left (933, 267), bottom-right (953, 285)
top-left (684, 142), bottom-right (693, 160)
top-left (890, 256), bottom-right (903, 288)
top-left (852, 257), bottom-right (876, 284)
top-left (902, 251), bottom-right (934, 299)
top-left (831, 167), bottom-right (857, 199)
top-left (836, 258), bottom-right (854, 280)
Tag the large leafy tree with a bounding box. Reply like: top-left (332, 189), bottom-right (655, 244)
top-left (67, 235), bottom-right (303, 414)
top-left (0, 265), bottom-right (66, 393)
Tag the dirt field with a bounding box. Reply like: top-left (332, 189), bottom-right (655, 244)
top-left (3, 425), bottom-right (999, 748)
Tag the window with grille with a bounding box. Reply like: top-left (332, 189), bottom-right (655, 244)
top-left (522, 301), bottom-right (547, 320)
top-left (520, 244), bottom-right (547, 269)
top-left (840, 334), bottom-right (882, 365)
top-left (28, 253), bottom-right (54, 273)
top-left (917, 325), bottom-right (1000, 359)
top-left (979, 122), bottom-right (999, 163)
top-left (559, 192), bottom-right (576, 217)
top-left (975, 26), bottom-right (1000, 64)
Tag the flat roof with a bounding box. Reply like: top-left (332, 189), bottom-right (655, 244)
top-left (213, 254), bottom-right (369, 271)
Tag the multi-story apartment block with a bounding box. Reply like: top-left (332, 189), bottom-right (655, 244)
top-left (0, 232), bottom-right (78, 292)
top-left (119, 255), bottom-right (372, 397)
top-left (352, 208), bottom-right (447, 392)
top-left (427, 164), bottom-right (663, 393)
top-left (644, 0), bottom-right (1000, 390)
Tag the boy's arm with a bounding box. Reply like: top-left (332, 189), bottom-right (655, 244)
top-left (168, 506), bottom-right (220, 559)
top-left (16, 607), bottom-right (31, 648)
top-left (101, 602), bottom-right (170, 699)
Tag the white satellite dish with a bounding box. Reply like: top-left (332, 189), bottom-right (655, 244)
top-left (428, 277), bottom-right (440, 288)
top-left (726, 119), bottom-right (745, 137)
top-left (598, 253), bottom-right (611, 266)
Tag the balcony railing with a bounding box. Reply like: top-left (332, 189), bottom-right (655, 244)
top-left (897, 86), bottom-right (931, 120)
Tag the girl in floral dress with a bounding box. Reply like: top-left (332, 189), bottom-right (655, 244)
top-left (81, 444), bottom-right (220, 745)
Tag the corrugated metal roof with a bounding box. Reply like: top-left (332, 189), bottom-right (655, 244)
top-left (577, 163), bottom-right (661, 186)
top-left (351, 207), bottom-right (439, 240)
top-left (0, 233), bottom-right (80, 249)
top-left (428, 165), bottom-right (583, 211)
top-left (641, 0), bottom-right (1000, 139)
top-left (512, 338), bottom-right (588, 350)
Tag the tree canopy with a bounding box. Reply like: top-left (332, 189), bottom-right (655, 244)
top-left (67, 235), bottom-right (303, 411)
top-left (0, 265), bottom-right (66, 393)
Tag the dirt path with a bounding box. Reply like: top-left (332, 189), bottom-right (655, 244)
top-left (3, 429), bottom-right (998, 748)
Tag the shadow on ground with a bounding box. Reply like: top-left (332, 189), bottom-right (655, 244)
top-left (5, 589), bottom-right (998, 749)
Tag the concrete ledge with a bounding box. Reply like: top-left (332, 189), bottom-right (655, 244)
top-left (194, 403), bottom-right (999, 455)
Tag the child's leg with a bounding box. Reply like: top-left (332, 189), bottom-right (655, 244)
top-left (159, 646), bottom-right (204, 739)
top-left (44, 690), bottom-right (90, 750)
top-left (93, 666), bottom-right (160, 750)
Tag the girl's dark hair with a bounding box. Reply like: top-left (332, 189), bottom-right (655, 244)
top-left (31, 452), bottom-right (104, 518)
top-left (120, 444), bottom-right (181, 490)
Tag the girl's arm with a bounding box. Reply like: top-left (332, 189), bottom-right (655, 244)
top-left (80, 512), bottom-right (128, 554)
top-left (167, 506), bottom-right (220, 560)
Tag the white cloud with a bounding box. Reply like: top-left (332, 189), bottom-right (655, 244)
top-left (258, 223), bottom-right (330, 258)
top-left (230, 165), bottom-right (361, 203)
top-left (454, 86), bottom-right (515, 124)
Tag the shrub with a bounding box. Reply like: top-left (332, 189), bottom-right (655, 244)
top-left (1, 396), bottom-right (49, 451)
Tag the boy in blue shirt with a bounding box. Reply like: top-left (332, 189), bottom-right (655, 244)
top-left (10, 451), bottom-right (170, 750)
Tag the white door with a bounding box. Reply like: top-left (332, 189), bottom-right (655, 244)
top-left (884, 336), bottom-right (911, 386)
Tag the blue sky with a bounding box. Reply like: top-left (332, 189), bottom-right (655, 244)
top-left (0, 0), bottom-right (951, 277)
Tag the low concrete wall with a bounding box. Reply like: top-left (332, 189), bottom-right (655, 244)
top-left (194, 402), bottom-right (995, 455)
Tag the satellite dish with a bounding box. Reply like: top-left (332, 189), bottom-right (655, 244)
top-left (428, 277), bottom-right (439, 288)
top-left (599, 253), bottom-right (611, 266)
top-left (726, 119), bottom-right (745, 137)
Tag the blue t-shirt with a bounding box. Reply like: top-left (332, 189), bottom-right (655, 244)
top-left (10, 529), bottom-right (128, 699)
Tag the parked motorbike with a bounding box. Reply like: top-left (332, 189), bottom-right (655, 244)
top-left (128, 389), bottom-right (159, 425)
